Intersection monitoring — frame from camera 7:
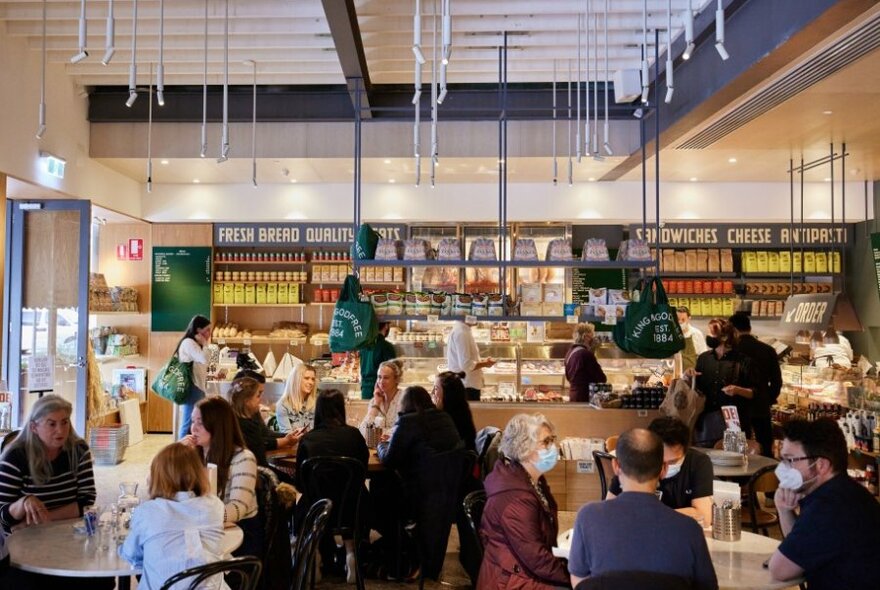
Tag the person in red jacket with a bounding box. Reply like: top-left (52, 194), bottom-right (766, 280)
top-left (565, 322), bottom-right (607, 402)
top-left (478, 413), bottom-right (569, 590)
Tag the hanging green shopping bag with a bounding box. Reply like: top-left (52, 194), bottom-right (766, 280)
top-left (329, 274), bottom-right (379, 352)
top-left (151, 352), bottom-right (193, 404)
top-left (618, 277), bottom-right (685, 358)
top-left (351, 223), bottom-right (381, 260)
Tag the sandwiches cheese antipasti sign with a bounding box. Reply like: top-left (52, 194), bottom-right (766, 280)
top-left (779, 294), bottom-right (837, 331)
top-left (629, 223), bottom-right (852, 248)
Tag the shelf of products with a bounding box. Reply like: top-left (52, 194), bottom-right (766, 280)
top-left (356, 259), bottom-right (656, 269)
top-left (213, 303), bottom-right (306, 308)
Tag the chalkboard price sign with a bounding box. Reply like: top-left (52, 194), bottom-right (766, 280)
top-left (151, 247), bottom-right (213, 332)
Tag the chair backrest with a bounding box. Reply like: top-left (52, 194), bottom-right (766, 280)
top-left (158, 556), bottom-right (263, 590)
top-left (255, 466), bottom-right (293, 590)
top-left (462, 490), bottom-right (487, 559)
top-left (575, 570), bottom-right (692, 590)
top-left (604, 435), bottom-right (618, 452)
top-left (299, 456), bottom-right (367, 534)
top-left (0, 430), bottom-right (19, 453)
top-left (713, 438), bottom-right (761, 455)
top-left (475, 426), bottom-right (502, 479)
top-left (291, 498), bottom-right (333, 590)
top-left (592, 450), bottom-right (616, 500)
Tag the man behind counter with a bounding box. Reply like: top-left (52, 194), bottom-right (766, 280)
top-left (608, 416), bottom-right (714, 526)
top-left (359, 322), bottom-right (397, 400)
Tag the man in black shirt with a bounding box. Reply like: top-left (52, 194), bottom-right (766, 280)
top-left (729, 313), bottom-right (782, 457)
top-left (770, 419), bottom-right (880, 589)
top-left (608, 416), bottom-right (714, 526)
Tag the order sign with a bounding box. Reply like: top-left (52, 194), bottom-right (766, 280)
top-left (26, 355), bottom-right (55, 392)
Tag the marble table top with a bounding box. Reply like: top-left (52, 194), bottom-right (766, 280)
top-left (554, 528), bottom-right (802, 590)
top-left (696, 450), bottom-right (779, 479)
top-left (8, 518), bottom-right (243, 578)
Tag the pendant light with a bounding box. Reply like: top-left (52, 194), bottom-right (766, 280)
top-left (412, 0), bottom-right (426, 64)
top-left (157, 0), bottom-right (166, 106)
top-left (715, 0), bottom-right (729, 60)
top-left (591, 8), bottom-right (599, 157)
top-left (682, 0), bottom-right (695, 60)
top-left (602, 0), bottom-right (613, 155)
top-left (102, 0), bottom-right (116, 65)
top-left (640, 0), bottom-right (649, 103)
top-left (70, 0), bottom-right (89, 63)
top-left (126, 0), bottom-right (139, 107)
top-left (567, 59), bottom-right (572, 186)
top-left (413, 0), bottom-right (422, 186)
top-left (199, 0), bottom-right (208, 158)
top-left (576, 13), bottom-right (582, 162)
top-left (147, 63), bottom-right (153, 193)
top-left (218, 0), bottom-right (230, 163)
top-left (245, 60), bottom-right (257, 188)
top-left (584, 0), bottom-right (590, 157)
top-left (552, 59), bottom-right (557, 186)
top-left (36, 0), bottom-right (47, 139)
top-left (429, 0), bottom-right (438, 187)
top-left (437, 0), bottom-right (450, 104)
top-left (664, 0), bottom-right (674, 104)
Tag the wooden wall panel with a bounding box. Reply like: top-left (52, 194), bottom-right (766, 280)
top-left (0, 174), bottom-right (5, 371)
top-left (23, 211), bottom-right (80, 309)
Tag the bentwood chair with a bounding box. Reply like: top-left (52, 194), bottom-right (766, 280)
top-left (604, 435), bottom-right (619, 452)
top-left (592, 451), bottom-right (616, 500)
top-left (575, 571), bottom-right (691, 590)
top-left (158, 556), bottom-right (262, 590)
top-left (299, 456), bottom-right (367, 590)
top-left (741, 464), bottom-right (781, 536)
top-left (291, 499), bottom-right (333, 590)
top-left (462, 489), bottom-right (487, 581)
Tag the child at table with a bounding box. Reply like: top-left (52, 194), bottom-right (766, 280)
top-left (120, 443), bottom-right (229, 590)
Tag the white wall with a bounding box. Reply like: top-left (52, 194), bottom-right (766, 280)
top-left (0, 26), bottom-right (142, 216)
top-left (141, 180), bottom-right (871, 224)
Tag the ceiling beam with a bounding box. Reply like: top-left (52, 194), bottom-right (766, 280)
top-left (321, 0), bottom-right (372, 118)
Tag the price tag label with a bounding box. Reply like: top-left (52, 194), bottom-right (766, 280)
top-left (217, 339), bottom-right (227, 346)
top-left (566, 315), bottom-right (578, 324)
top-left (576, 460), bottom-right (595, 474)
top-left (243, 338), bottom-right (252, 346)
top-left (465, 314), bottom-right (477, 324)
top-left (604, 313), bottom-right (618, 326)
top-left (637, 410), bottom-right (648, 417)
top-left (290, 339), bottom-right (299, 346)
top-left (427, 315), bottom-right (440, 323)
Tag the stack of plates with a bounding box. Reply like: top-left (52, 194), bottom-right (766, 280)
top-left (707, 449), bottom-right (745, 467)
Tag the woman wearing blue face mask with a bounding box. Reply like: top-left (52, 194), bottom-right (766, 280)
top-left (478, 413), bottom-right (569, 590)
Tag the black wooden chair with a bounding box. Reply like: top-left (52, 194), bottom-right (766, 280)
top-left (299, 456), bottom-right (367, 590)
top-left (592, 450), bottom-right (616, 500)
top-left (575, 571), bottom-right (692, 590)
top-left (462, 489), bottom-right (487, 583)
top-left (255, 466), bottom-right (293, 590)
top-left (290, 498), bottom-right (333, 590)
top-left (1, 430), bottom-right (20, 453)
top-left (158, 556), bottom-right (262, 590)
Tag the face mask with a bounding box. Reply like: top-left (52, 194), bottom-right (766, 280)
top-left (706, 336), bottom-right (721, 349)
top-left (663, 461), bottom-right (683, 479)
top-left (775, 461), bottom-right (817, 491)
top-left (532, 445), bottom-right (559, 474)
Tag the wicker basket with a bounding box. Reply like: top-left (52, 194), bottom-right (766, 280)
top-left (89, 424), bottom-right (130, 465)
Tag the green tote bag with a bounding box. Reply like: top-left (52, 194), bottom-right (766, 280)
top-left (151, 352), bottom-right (193, 404)
top-left (329, 274), bottom-right (379, 352)
top-left (351, 223), bottom-right (381, 261)
top-left (615, 277), bottom-right (685, 358)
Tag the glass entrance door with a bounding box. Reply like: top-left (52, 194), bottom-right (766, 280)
top-left (3, 200), bottom-right (91, 434)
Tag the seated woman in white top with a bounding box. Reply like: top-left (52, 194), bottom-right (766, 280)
top-left (359, 360), bottom-right (405, 437)
top-left (120, 442), bottom-right (229, 590)
top-left (182, 397), bottom-right (260, 559)
top-left (275, 363), bottom-right (318, 434)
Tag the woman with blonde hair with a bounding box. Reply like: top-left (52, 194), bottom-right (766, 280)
top-left (359, 359), bottom-right (404, 436)
top-left (230, 377), bottom-right (300, 467)
top-left (276, 363), bottom-right (318, 434)
top-left (120, 443), bottom-right (228, 590)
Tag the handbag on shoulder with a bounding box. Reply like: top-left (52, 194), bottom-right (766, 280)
top-left (151, 352), bottom-right (193, 404)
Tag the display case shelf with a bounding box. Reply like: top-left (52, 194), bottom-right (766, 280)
top-left (212, 303), bottom-right (306, 308)
top-left (214, 281), bottom-right (306, 285)
top-left (668, 293), bottom-right (737, 299)
top-left (356, 259), bottom-right (656, 269)
top-left (741, 272), bottom-right (839, 278)
top-left (648, 272), bottom-right (739, 278)
top-left (214, 260), bottom-right (309, 266)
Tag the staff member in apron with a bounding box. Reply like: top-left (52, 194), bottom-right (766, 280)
top-left (676, 306), bottom-right (708, 373)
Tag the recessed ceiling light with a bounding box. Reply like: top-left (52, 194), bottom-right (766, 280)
top-left (193, 179), bottom-right (200, 184)
top-left (588, 177), bottom-right (596, 182)
top-left (689, 177), bottom-right (698, 182)
top-left (383, 159), bottom-right (391, 164)
top-left (823, 177), bottom-right (831, 182)
top-left (822, 110), bottom-right (833, 115)
top-left (160, 159), bottom-right (169, 165)
top-left (389, 179), bottom-right (396, 184)
top-left (290, 179), bottom-right (298, 183)
top-left (728, 157), bottom-right (737, 164)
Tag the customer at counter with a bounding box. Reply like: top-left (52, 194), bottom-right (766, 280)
top-left (359, 360), bottom-right (404, 436)
top-left (689, 318), bottom-right (755, 447)
top-left (276, 363), bottom-right (318, 434)
top-left (676, 306), bottom-right (708, 373)
top-left (446, 319), bottom-right (495, 401)
top-left (378, 386), bottom-right (464, 581)
top-left (729, 312), bottom-right (781, 458)
top-left (607, 416), bottom-right (714, 526)
top-left (569, 428), bottom-right (717, 590)
top-left (564, 322), bottom-right (607, 402)
top-left (478, 413), bottom-right (569, 590)
top-left (769, 418), bottom-right (880, 590)
top-left (230, 377), bottom-right (301, 467)
top-left (359, 322), bottom-right (397, 400)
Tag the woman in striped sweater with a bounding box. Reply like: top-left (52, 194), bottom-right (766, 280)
top-left (181, 396), bottom-right (261, 559)
top-left (0, 394), bottom-right (96, 530)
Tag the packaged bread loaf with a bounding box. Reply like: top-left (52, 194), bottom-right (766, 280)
top-left (721, 249), bottom-right (734, 273)
top-left (685, 250), bottom-right (698, 272)
top-left (742, 251), bottom-right (756, 273)
top-left (722, 298), bottom-right (735, 317)
top-left (513, 239), bottom-right (539, 261)
top-left (375, 239), bottom-right (402, 260)
top-left (437, 238), bottom-right (462, 260)
top-left (831, 252), bottom-right (841, 273)
top-left (695, 249), bottom-right (709, 272)
top-left (803, 251), bottom-right (816, 273)
top-left (547, 238), bottom-right (573, 261)
top-left (756, 251), bottom-right (769, 273)
top-left (469, 238), bottom-right (497, 261)
top-left (779, 251), bottom-right (791, 272)
top-left (793, 251), bottom-right (802, 273)
top-left (661, 249), bottom-right (675, 271)
top-left (707, 250), bottom-right (720, 273)
top-left (582, 238), bottom-right (609, 261)
top-left (815, 252), bottom-right (828, 273)
top-left (675, 251), bottom-right (687, 272)
top-left (768, 252), bottom-right (780, 273)
top-left (404, 239), bottom-right (433, 260)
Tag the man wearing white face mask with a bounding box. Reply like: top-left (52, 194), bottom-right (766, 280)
top-left (607, 417), bottom-right (714, 526)
top-left (769, 419), bottom-right (880, 590)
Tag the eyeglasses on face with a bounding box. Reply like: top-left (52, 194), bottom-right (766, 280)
top-left (539, 435), bottom-right (558, 447)
top-left (780, 455), bottom-right (816, 467)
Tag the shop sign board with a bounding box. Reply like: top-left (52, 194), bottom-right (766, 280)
top-left (628, 223), bottom-right (852, 248)
top-left (151, 247), bottom-right (213, 332)
top-left (779, 293), bottom-right (837, 331)
top-left (871, 233), bottom-right (880, 303)
top-left (213, 222), bottom-right (407, 247)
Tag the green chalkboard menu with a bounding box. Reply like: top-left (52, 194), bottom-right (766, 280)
top-left (151, 247), bottom-right (212, 332)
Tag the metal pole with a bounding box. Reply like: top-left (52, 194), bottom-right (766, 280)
top-left (354, 79), bottom-right (362, 232)
top-left (789, 158), bottom-right (794, 288)
top-left (841, 142), bottom-right (846, 281)
top-left (654, 28), bottom-right (661, 276)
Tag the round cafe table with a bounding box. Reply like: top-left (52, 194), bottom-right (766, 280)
top-left (694, 449), bottom-right (779, 481)
top-left (8, 518), bottom-right (243, 590)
